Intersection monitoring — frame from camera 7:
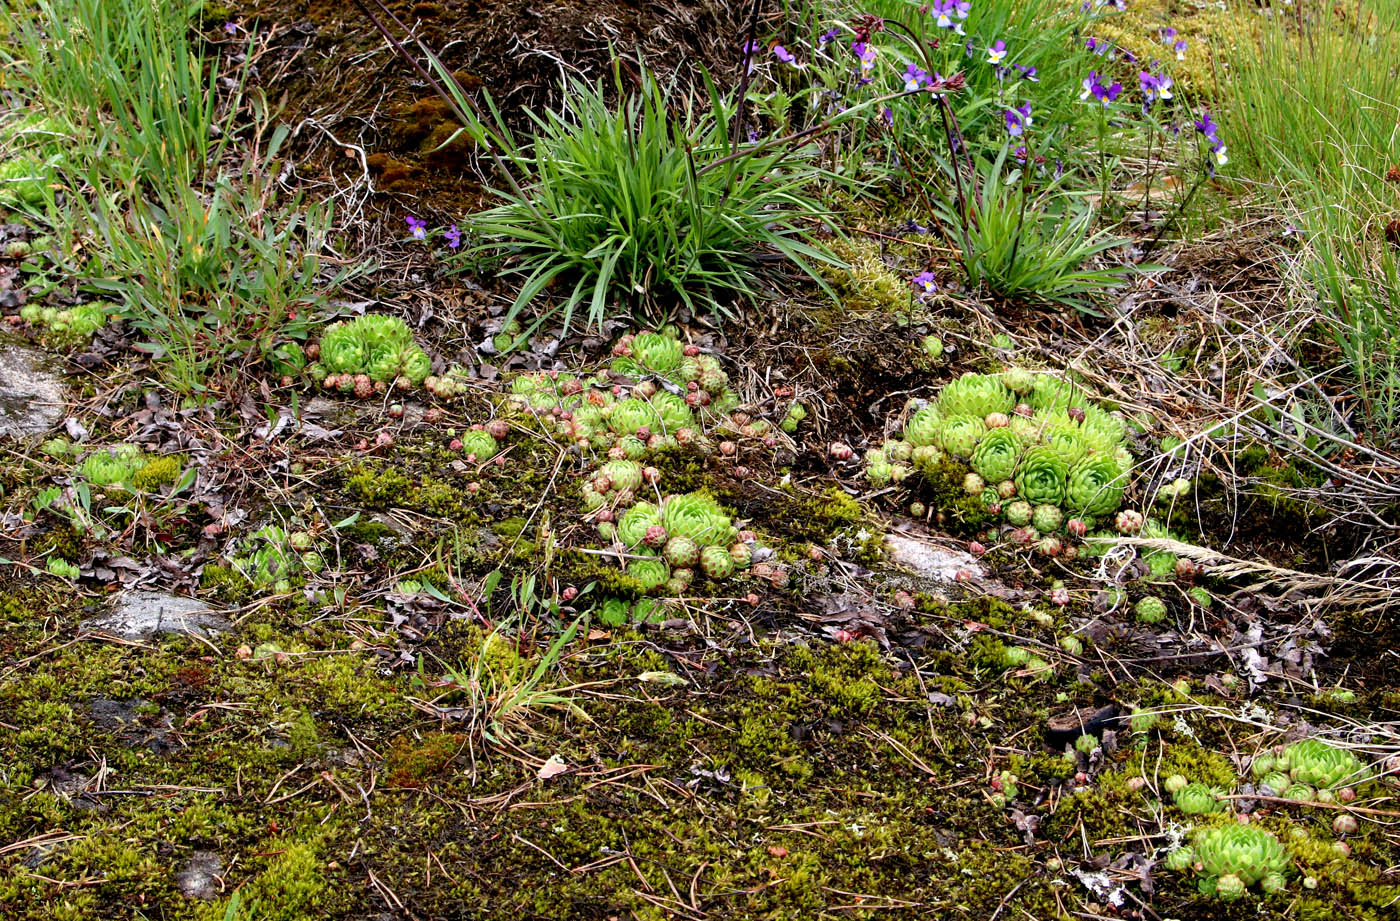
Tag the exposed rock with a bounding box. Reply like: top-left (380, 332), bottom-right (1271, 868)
top-left (174, 851), bottom-right (223, 900)
top-left (883, 533), bottom-right (984, 582)
top-left (0, 339), bottom-right (64, 438)
top-left (89, 697), bottom-right (172, 753)
top-left (81, 592), bottom-right (230, 641)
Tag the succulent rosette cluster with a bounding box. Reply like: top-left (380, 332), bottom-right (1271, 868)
top-left (1251, 739), bottom-right (1367, 800)
top-left (77, 444), bottom-right (184, 493)
top-left (610, 328), bottom-right (740, 416)
top-left (1167, 825), bottom-right (1290, 900)
top-left (19, 302), bottom-right (108, 346)
top-left (308, 315), bottom-right (432, 395)
top-left (865, 370), bottom-right (1135, 554)
top-left (595, 489), bottom-right (757, 599)
top-left (457, 428), bottom-right (502, 462)
top-left (231, 524), bottom-right (324, 593)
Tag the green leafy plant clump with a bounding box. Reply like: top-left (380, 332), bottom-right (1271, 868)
top-left (1252, 739), bottom-right (1369, 797)
top-left (1167, 824), bottom-right (1290, 900)
top-left (866, 369), bottom-right (1136, 551)
top-left (308, 314), bottom-right (431, 394)
top-left (458, 68), bottom-right (837, 334)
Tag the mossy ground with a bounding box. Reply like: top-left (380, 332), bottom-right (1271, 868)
top-left (4, 1), bottom-right (1399, 919)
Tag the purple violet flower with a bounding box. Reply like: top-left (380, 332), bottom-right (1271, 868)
top-left (406, 216), bottom-right (427, 241)
top-left (904, 63), bottom-right (930, 91)
top-left (444, 224), bottom-right (461, 250)
top-left (773, 45), bottom-right (796, 65)
top-left (986, 40), bottom-right (1008, 65)
top-left (912, 271), bottom-right (938, 294)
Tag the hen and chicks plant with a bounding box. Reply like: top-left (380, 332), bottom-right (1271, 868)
top-left (307, 315), bottom-right (431, 396)
top-left (866, 369), bottom-right (1134, 551)
top-left (1167, 824), bottom-right (1290, 900)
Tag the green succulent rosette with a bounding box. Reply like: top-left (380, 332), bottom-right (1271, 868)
top-left (626, 559), bottom-right (670, 592)
top-left (1174, 782), bottom-right (1223, 814)
top-left (904, 406), bottom-right (943, 447)
top-left (1080, 405), bottom-right (1128, 454)
top-left (1026, 374), bottom-right (1089, 413)
top-left (1005, 500), bottom-right (1032, 526)
top-left (1000, 367), bottom-right (1034, 394)
top-left (1135, 596), bottom-right (1167, 623)
top-left (700, 545), bottom-right (735, 579)
top-left (459, 430), bottom-right (500, 460)
top-left (1014, 446), bottom-right (1068, 506)
top-left (1040, 418), bottom-right (1090, 466)
top-left (649, 391), bottom-right (693, 433)
top-left (661, 493), bottom-right (734, 547)
top-left (318, 315), bottom-right (429, 382)
top-left (609, 398), bottom-right (657, 435)
top-left (1067, 453), bottom-right (1128, 518)
top-left (1277, 739), bottom-right (1366, 790)
top-left (600, 460), bottom-right (643, 493)
top-left (1031, 504), bottom-right (1063, 533)
top-left (618, 502), bottom-right (662, 549)
top-left (1191, 824), bottom-right (1288, 893)
top-left (938, 373), bottom-right (1015, 419)
top-left (970, 427), bottom-right (1021, 483)
top-left (632, 332), bottom-right (684, 373)
top-left (910, 445), bottom-right (944, 474)
top-left (321, 323), bottom-right (367, 373)
top-left (81, 449), bottom-right (140, 488)
top-left (940, 416), bottom-right (986, 458)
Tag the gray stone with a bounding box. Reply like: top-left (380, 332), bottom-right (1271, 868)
top-left (0, 339), bottom-right (64, 438)
top-left (82, 592), bottom-right (230, 641)
top-left (174, 851), bottom-right (223, 900)
top-left (883, 533), bottom-right (984, 582)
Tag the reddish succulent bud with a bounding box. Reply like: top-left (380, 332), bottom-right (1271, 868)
top-left (608, 445), bottom-right (627, 460)
top-left (969, 541), bottom-right (986, 556)
top-left (746, 592), bottom-right (761, 605)
top-left (376, 431), bottom-right (394, 448)
top-left (388, 403), bottom-right (405, 419)
top-left (1050, 587), bottom-right (1070, 606)
top-left (486, 420), bottom-right (509, 440)
top-left (642, 466), bottom-right (660, 483)
top-left (595, 508), bottom-right (615, 523)
top-left (1014, 402), bottom-right (1033, 417)
top-left (683, 344), bottom-right (700, 357)
top-left (644, 525), bottom-right (668, 547)
top-left (305, 342), bottom-right (321, 360)
top-left (635, 426), bottom-right (651, 440)
top-left (424, 408), bottom-right (443, 423)
top-left (763, 436), bottom-right (776, 448)
top-left (829, 442), bottom-right (854, 460)
top-left (834, 628), bottom-right (856, 643)
top-left (280, 375), bottom-right (294, 388)
top-left (733, 465), bottom-right (750, 477)
top-left (466, 481), bottom-right (481, 493)
top-left (449, 438), bottom-right (463, 451)
top-left (719, 441), bottom-right (737, 456)
top-left (737, 530), bottom-right (756, 543)
top-left (647, 434), bottom-right (665, 449)
top-left (686, 392), bottom-right (703, 408)
top-left (1068, 407), bottom-right (1086, 423)
top-left (1067, 518), bottom-right (1088, 538)
top-left (560, 586), bottom-right (578, 602)
top-left (635, 381), bottom-right (657, 398)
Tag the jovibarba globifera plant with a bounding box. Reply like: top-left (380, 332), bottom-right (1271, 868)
top-left (230, 524), bottom-right (326, 592)
top-left (77, 445), bottom-right (185, 494)
top-left (864, 369), bottom-right (1136, 557)
top-left (1251, 739), bottom-right (1368, 801)
top-left (19, 303), bottom-right (110, 346)
top-left (306, 314), bottom-right (431, 397)
top-left (1166, 824), bottom-right (1290, 900)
